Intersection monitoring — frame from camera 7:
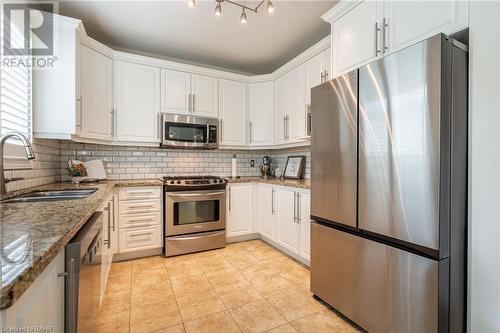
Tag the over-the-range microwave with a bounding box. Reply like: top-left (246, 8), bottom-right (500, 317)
top-left (161, 114), bottom-right (218, 149)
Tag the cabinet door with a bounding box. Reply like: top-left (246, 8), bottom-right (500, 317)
top-left (219, 79), bottom-right (247, 146)
top-left (192, 74), bottom-right (218, 118)
top-left (248, 81), bottom-right (274, 146)
top-left (257, 185), bottom-right (275, 240)
top-left (115, 61), bottom-right (160, 143)
top-left (305, 53), bottom-right (324, 105)
top-left (161, 69), bottom-right (191, 115)
top-left (79, 45), bottom-right (113, 140)
top-left (227, 184), bottom-right (253, 237)
top-left (288, 64), bottom-right (308, 141)
top-left (384, 0), bottom-right (469, 54)
top-left (275, 187), bottom-right (299, 254)
top-left (298, 191), bottom-right (311, 263)
top-left (331, 0), bottom-right (383, 76)
top-left (274, 75), bottom-right (288, 144)
top-left (2, 251), bottom-right (65, 332)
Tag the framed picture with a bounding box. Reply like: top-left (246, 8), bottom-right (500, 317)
top-left (283, 155), bottom-right (305, 179)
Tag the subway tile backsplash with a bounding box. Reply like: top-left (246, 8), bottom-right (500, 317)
top-left (59, 142), bottom-right (311, 181)
top-left (5, 139), bottom-right (62, 192)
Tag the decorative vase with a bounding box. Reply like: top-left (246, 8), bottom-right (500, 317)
top-left (71, 176), bottom-right (85, 184)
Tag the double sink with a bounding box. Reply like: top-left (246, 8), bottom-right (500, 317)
top-left (2, 189), bottom-right (98, 203)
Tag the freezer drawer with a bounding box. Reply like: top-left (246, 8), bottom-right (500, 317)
top-left (311, 222), bottom-right (439, 333)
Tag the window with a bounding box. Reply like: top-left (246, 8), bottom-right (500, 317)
top-left (0, 6), bottom-right (33, 170)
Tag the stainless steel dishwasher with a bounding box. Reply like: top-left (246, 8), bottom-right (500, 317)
top-left (63, 212), bottom-right (102, 333)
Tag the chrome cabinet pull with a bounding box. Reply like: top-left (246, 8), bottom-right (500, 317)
top-left (106, 202), bottom-right (111, 249)
top-left (375, 22), bottom-right (381, 56)
top-left (220, 119), bottom-right (223, 142)
top-left (320, 72), bottom-right (325, 83)
top-left (129, 204), bottom-right (155, 209)
top-left (249, 121), bottom-right (252, 143)
top-left (192, 94), bottom-right (196, 113)
top-left (297, 193), bottom-right (301, 223)
top-left (228, 187), bottom-right (231, 211)
top-left (110, 109), bottom-right (115, 136)
top-left (188, 93), bottom-right (192, 113)
top-left (293, 192), bottom-right (297, 223)
top-left (324, 70), bottom-right (328, 81)
top-left (383, 18), bottom-right (389, 53)
top-left (271, 188), bottom-right (275, 214)
top-left (76, 96), bottom-right (83, 128)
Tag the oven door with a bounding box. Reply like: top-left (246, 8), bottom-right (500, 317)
top-left (166, 190), bottom-right (226, 236)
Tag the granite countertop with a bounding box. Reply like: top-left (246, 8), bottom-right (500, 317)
top-left (0, 179), bottom-right (163, 310)
top-left (226, 176), bottom-right (310, 189)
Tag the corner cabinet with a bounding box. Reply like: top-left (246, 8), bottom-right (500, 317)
top-left (226, 183), bottom-right (253, 237)
top-left (219, 80), bottom-right (247, 147)
top-left (1, 251), bottom-right (65, 332)
top-left (248, 81), bottom-right (274, 146)
top-left (324, 0), bottom-right (469, 78)
top-left (114, 61), bottom-right (161, 144)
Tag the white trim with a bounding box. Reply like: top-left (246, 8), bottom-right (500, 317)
top-left (321, 0), bottom-right (363, 23)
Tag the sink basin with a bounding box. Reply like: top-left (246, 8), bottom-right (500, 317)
top-left (2, 189), bottom-right (98, 203)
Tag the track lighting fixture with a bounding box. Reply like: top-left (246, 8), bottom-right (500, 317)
top-left (189, 0), bottom-right (274, 23)
top-left (240, 8), bottom-right (247, 23)
top-left (214, 2), bottom-right (222, 16)
top-left (267, 0), bottom-right (274, 13)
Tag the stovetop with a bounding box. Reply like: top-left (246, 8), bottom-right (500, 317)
top-left (161, 176), bottom-right (227, 190)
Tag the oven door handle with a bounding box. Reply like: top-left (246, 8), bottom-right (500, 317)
top-left (169, 230), bottom-right (225, 241)
top-left (167, 191), bottom-right (225, 199)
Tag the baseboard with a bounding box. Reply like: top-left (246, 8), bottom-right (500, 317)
top-left (226, 233), bottom-right (260, 243)
top-left (112, 247), bottom-right (163, 261)
top-left (259, 234), bottom-right (310, 267)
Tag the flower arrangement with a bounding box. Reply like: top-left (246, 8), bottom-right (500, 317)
top-left (68, 162), bottom-right (88, 177)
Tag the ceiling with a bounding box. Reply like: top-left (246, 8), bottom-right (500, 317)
top-left (59, 0), bottom-right (335, 75)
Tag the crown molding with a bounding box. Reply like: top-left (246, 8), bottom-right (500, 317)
top-left (321, 0), bottom-right (362, 23)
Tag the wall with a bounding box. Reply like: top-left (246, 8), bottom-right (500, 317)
top-left (271, 146), bottom-right (311, 179)
top-left (59, 142), bottom-right (311, 181)
top-left (468, 2), bottom-right (500, 332)
top-left (5, 139), bottom-right (61, 192)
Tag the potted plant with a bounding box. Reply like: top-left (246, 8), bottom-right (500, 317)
top-left (68, 161), bottom-right (88, 183)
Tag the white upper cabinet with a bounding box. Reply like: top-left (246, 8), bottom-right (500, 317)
top-left (161, 69), bottom-right (191, 115)
top-left (324, 0), bottom-right (469, 77)
top-left (161, 70), bottom-right (218, 118)
top-left (384, 0), bottom-right (469, 54)
top-left (248, 81), bottom-right (274, 146)
top-left (191, 74), bottom-right (219, 118)
top-left (79, 45), bottom-right (113, 141)
top-left (331, 1), bottom-right (384, 77)
top-left (115, 61), bottom-right (160, 143)
top-left (219, 79), bottom-right (247, 146)
top-left (274, 75), bottom-right (288, 144)
top-left (288, 64), bottom-right (308, 141)
top-left (305, 48), bottom-right (331, 105)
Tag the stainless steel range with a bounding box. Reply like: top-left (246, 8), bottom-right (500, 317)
top-left (162, 176), bottom-right (227, 257)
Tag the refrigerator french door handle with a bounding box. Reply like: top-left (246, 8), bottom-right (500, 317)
top-left (383, 18), bottom-right (389, 53)
top-left (375, 22), bottom-right (381, 56)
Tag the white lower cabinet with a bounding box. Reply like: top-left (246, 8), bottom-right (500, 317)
top-left (257, 184), bottom-right (275, 239)
top-left (226, 183), bottom-right (253, 237)
top-left (1, 251), bottom-right (65, 331)
top-left (117, 186), bottom-right (163, 253)
top-left (275, 187), bottom-right (300, 253)
top-left (240, 183), bottom-right (311, 264)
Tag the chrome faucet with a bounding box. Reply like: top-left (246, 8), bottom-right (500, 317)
top-left (0, 132), bottom-right (36, 199)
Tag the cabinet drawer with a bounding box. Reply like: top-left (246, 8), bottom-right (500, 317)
top-left (119, 212), bottom-right (161, 229)
top-left (119, 226), bottom-right (162, 253)
top-left (119, 187), bottom-right (161, 201)
top-left (119, 199), bottom-right (161, 215)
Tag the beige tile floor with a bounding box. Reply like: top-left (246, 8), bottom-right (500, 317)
top-left (99, 239), bottom-right (359, 333)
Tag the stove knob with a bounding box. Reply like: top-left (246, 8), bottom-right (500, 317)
top-left (213, 179), bottom-right (218, 183)
top-left (169, 180), bottom-right (174, 184)
top-left (176, 180), bottom-right (181, 184)
top-left (219, 179), bottom-right (224, 183)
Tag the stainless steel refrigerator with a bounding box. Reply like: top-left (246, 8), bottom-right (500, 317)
top-left (310, 34), bottom-right (467, 333)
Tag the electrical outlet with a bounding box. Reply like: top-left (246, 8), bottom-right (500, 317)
top-left (250, 160), bottom-right (255, 167)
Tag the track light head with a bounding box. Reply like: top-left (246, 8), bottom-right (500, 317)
top-left (267, 0), bottom-right (274, 13)
top-left (188, 0), bottom-right (195, 8)
top-left (240, 8), bottom-right (247, 23)
top-left (214, 2), bottom-right (222, 16)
